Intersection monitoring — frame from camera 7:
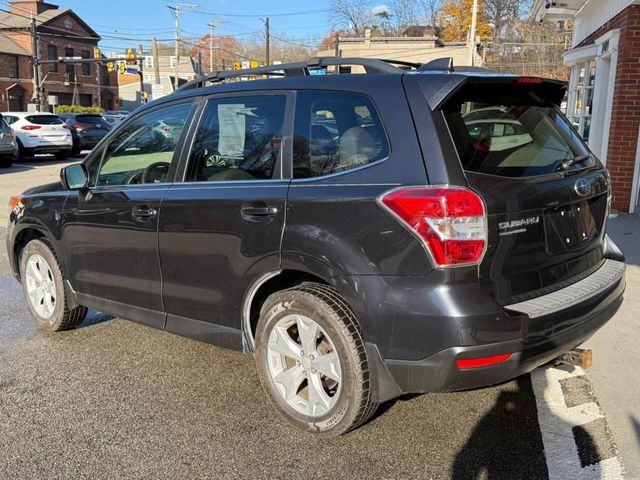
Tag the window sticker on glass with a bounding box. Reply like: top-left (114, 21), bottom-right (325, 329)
top-left (218, 104), bottom-right (257, 157)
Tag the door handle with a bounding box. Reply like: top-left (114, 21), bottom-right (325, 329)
top-left (132, 206), bottom-right (157, 219)
top-left (241, 204), bottom-right (278, 217)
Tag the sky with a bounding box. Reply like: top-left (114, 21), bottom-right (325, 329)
top-left (44, 0), bottom-right (340, 53)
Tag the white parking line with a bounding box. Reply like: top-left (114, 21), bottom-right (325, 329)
top-left (532, 365), bottom-right (625, 480)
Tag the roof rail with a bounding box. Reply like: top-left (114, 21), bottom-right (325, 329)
top-left (176, 56), bottom-right (404, 92)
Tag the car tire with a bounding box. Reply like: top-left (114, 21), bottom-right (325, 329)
top-left (54, 151), bottom-right (69, 160)
top-left (19, 239), bottom-right (88, 332)
top-left (0, 156), bottom-right (13, 168)
top-left (17, 141), bottom-right (30, 161)
top-left (255, 282), bottom-right (377, 437)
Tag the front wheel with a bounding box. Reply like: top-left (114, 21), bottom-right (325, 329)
top-left (255, 283), bottom-right (377, 437)
top-left (19, 239), bottom-right (87, 331)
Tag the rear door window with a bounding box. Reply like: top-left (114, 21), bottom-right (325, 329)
top-left (443, 89), bottom-right (593, 178)
top-left (75, 115), bottom-right (105, 125)
top-left (293, 91), bottom-right (389, 178)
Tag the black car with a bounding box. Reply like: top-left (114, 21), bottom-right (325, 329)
top-left (57, 113), bottom-right (111, 155)
top-left (6, 57), bottom-right (626, 437)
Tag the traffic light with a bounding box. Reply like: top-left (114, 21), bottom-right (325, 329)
top-left (119, 62), bottom-right (126, 74)
top-left (126, 48), bottom-right (137, 65)
top-left (93, 47), bottom-right (101, 60)
top-left (233, 61), bottom-right (241, 71)
top-left (107, 62), bottom-right (115, 73)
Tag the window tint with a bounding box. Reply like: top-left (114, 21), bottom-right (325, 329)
top-left (95, 102), bottom-right (193, 187)
top-left (76, 115), bottom-right (105, 124)
top-left (186, 95), bottom-right (286, 182)
top-left (443, 90), bottom-right (592, 178)
top-left (293, 92), bottom-right (389, 178)
top-left (26, 115), bottom-right (64, 125)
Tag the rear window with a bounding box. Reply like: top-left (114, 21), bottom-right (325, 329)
top-left (443, 87), bottom-right (593, 178)
top-left (76, 115), bottom-right (105, 124)
top-left (26, 115), bottom-right (64, 125)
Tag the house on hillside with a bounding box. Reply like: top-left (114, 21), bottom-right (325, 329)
top-left (0, 0), bottom-right (119, 111)
top-left (532, 0), bottom-right (640, 214)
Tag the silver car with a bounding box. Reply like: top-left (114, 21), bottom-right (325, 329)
top-left (0, 115), bottom-right (17, 168)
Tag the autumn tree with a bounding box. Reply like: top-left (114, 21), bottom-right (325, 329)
top-left (189, 35), bottom-right (244, 73)
top-left (439, 0), bottom-right (492, 42)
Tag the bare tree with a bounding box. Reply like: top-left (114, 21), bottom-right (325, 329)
top-left (330, 0), bottom-right (374, 35)
top-left (485, 0), bottom-right (532, 39)
top-left (421, 0), bottom-right (443, 27)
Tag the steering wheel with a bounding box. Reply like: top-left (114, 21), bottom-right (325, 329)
top-left (141, 162), bottom-right (171, 184)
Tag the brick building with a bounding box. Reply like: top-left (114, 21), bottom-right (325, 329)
top-left (533, 0), bottom-right (640, 214)
top-left (0, 0), bottom-right (119, 111)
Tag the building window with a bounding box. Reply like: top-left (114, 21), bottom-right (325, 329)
top-left (144, 73), bottom-right (154, 82)
top-left (81, 50), bottom-right (91, 75)
top-left (48, 45), bottom-right (58, 72)
top-left (170, 56), bottom-right (176, 68)
top-left (568, 59), bottom-right (596, 141)
top-left (8, 56), bottom-right (19, 78)
top-left (145, 56), bottom-right (153, 68)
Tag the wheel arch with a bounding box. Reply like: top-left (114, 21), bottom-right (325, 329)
top-left (12, 226), bottom-right (48, 278)
top-left (243, 269), bottom-right (339, 352)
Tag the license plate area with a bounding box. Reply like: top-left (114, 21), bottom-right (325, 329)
top-left (544, 199), bottom-right (600, 255)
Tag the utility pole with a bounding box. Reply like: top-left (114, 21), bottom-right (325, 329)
top-left (168, 2), bottom-right (198, 90)
top-left (334, 33), bottom-right (340, 57)
top-left (151, 37), bottom-right (161, 85)
top-left (265, 17), bottom-right (270, 65)
top-left (469, 0), bottom-right (479, 66)
top-left (209, 19), bottom-right (215, 73)
top-left (30, 16), bottom-right (42, 110)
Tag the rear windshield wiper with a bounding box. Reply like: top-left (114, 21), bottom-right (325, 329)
top-left (558, 153), bottom-right (592, 171)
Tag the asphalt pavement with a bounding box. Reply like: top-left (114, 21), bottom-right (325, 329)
top-left (0, 158), bottom-right (635, 480)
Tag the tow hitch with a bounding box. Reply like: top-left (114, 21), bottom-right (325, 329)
top-left (555, 348), bottom-right (593, 369)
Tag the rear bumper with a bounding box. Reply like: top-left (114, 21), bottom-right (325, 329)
top-left (369, 261), bottom-right (625, 401)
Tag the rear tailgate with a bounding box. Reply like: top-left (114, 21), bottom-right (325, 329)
top-left (427, 76), bottom-right (611, 316)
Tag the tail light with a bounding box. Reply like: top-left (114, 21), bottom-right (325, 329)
top-left (379, 186), bottom-right (487, 267)
top-left (21, 125), bottom-right (41, 130)
top-left (515, 76), bottom-right (544, 85)
top-left (73, 124), bottom-right (88, 130)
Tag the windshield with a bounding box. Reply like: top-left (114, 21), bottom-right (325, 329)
top-left (444, 99), bottom-right (593, 178)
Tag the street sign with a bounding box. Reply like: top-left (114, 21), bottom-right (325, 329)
top-left (58, 56), bottom-right (82, 62)
top-left (250, 60), bottom-right (259, 69)
top-left (47, 95), bottom-right (59, 106)
top-left (152, 84), bottom-right (166, 101)
top-left (308, 67), bottom-right (327, 76)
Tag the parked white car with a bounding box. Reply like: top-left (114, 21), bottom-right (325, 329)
top-left (3, 112), bottom-right (73, 160)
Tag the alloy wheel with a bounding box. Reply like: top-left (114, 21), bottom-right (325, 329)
top-left (266, 314), bottom-right (342, 417)
top-left (24, 254), bottom-right (56, 320)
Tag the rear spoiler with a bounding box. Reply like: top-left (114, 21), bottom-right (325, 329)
top-left (409, 73), bottom-right (567, 110)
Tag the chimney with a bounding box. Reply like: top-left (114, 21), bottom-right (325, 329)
top-left (10, 0), bottom-right (58, 16)
top-left (138, 44), bottom-right (144, 55)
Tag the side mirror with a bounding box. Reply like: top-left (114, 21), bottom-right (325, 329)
top-left (61, 164), bottom-right (89, 190)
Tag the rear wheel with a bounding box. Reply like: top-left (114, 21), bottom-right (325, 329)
top-left (0, 156), bottom-right (13, 168)
top-left (255, 283), bottom-right (377, 437)
top-left (19, 239), bottom-right (87, 331)
top-left (17, 141), bottom-right (31, 161)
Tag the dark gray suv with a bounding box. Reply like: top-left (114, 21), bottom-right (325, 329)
top-left (6, 57), bottom-right (626, 437)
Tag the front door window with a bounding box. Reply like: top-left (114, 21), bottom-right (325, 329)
top-left (92, 102), bottom-right (194, 186)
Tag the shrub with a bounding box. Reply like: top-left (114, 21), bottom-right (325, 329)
top-left (54, 105), bottom-right (105, 114)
